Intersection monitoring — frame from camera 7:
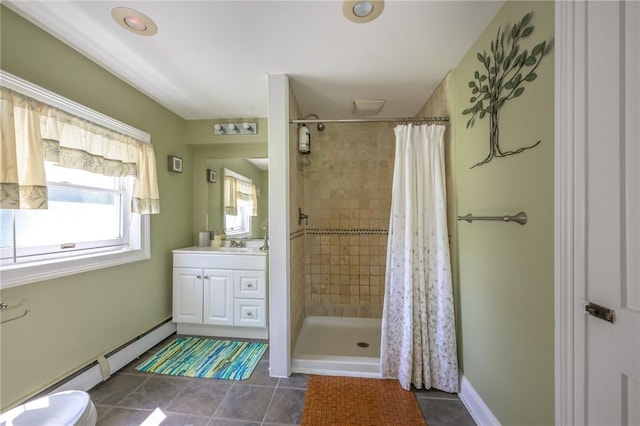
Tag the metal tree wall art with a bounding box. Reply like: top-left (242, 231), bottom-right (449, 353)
top-left (462, 12), bottom-right (552, 168)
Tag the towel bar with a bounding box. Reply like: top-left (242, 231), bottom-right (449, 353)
top-left (457, 212), bottom-right (527, 225)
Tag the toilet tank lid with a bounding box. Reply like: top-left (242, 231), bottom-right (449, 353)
top-left (0, 390), bottom-right (91, 425)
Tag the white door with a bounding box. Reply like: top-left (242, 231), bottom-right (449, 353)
top-left (203, 269), bottom-right (234, 326)
top-left (172, 267), bottom-right (203, 323)
top-left (562, 1), bottom-right (640, 424)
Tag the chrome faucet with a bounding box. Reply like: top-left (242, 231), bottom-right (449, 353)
top-left (229, 239), bottom-right (246, 248)
top-left (260, 227), bottom-right (269, 251)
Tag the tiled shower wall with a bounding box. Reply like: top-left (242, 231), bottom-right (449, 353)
top-left (302, 122), bottom-right (395, 318)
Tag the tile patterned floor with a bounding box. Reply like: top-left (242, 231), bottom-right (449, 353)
top-left (413, 388), bottom-right (477, 426)
top-left (89, 335), bottom-right (475, 425)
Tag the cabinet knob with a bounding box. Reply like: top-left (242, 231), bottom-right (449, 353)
top-left (203, 275), bottom-right (209, 279)
top-left (247, 283), bottom-right (253, 288)
top-left (246, 312), bottom-right (253, 317)
top-left (196, 275), bottom-right (202, 279)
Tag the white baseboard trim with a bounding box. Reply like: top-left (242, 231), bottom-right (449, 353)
top-left (459, 374), bottom-right (501, 426)
top-left (50, 321), bottom-right (176, 395)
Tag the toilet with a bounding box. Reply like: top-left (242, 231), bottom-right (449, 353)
top-left (0, 390), bottom-right (97, 426)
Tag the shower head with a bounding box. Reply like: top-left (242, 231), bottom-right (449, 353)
top-left (301, 113), bottom-right (325, 132)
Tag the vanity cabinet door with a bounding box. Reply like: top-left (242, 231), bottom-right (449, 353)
top-left (203, 269), bottom-right (234, 326)
top-left (172, 268), bottom-right (203, 323)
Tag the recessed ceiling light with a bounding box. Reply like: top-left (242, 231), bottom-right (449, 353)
top-left (123, 16), bottom-right (147, 32)
top-left (343, 0), bottom-right (384, 23)
top-left (111, 7), bottom-right (157, 36)
top-left (353, 1), bottom-right (374, 17)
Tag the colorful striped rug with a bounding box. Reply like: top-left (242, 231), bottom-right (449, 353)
top-left (135, 336), bottom-right (268, 380)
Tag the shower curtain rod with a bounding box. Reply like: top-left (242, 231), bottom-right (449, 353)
top-left (289, 116), bottom-right (449, 125)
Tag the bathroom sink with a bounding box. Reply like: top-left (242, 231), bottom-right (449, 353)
top-left (174, 247), bottom-right (267, 269)
top-left (214, 247), bottom-right (250, 252)
top-left (172, 245), bottom-right (267, 260)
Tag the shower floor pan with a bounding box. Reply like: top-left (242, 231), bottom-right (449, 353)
top-left (292, 316), bottom-right (382, 378)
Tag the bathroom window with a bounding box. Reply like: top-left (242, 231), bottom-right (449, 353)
top-left (224, 169), bottom-right (257, 238)
top-left (0, 162), bottom-right (131, 262)
top-left (0, 163), bottom-right (149, 289)
top-left (0, 71), bottom-right (153, 288)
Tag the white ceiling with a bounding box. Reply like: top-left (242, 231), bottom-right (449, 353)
top-left (5, 1), bottom-right (503, 120)
top-left (247, 158), bottom-right (269, 171)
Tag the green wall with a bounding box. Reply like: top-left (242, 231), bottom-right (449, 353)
top-left (452, 1), bottom-right (554, 424)
top-left (0, 2), bottom-right (556, 420)
top-left (0, 6), bottom-right (193, 409)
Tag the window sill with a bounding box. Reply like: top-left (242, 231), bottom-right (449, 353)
top-left (0, 247), bottom-right (151, 289)
top-left (0, 244), bottom-right (150, 289)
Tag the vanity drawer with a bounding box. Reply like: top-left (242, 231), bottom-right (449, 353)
top-left (234, 270), bottom-right (266, 299)
top-left (234, 298), bottom-right (266, 327)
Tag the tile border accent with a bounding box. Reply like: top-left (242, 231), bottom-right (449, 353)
top-left (289, 228), bottom-right (388, 239)
top-left (305, 228), bottom-right (388, 236)
top-left (290, 229), bottom-right (305, 240)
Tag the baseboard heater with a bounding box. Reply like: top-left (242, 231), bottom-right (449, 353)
top-left (31, 319), bottom-right (176, 400)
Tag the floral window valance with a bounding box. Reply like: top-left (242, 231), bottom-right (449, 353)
top-left (0, 85), bottom-right (160, 214)
top-left (224, 175), bottom-right (257, 217)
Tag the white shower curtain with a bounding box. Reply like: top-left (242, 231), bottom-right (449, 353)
top-left (381, 124), bottom-right (458, 392)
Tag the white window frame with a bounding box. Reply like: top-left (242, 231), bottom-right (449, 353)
top-left (0, 166), bottom-right (128, 262)
top-left (0, 71), bottom-right (151, 289)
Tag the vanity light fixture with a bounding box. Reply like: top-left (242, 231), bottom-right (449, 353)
top-left (343, 0), bottom-right (384, 23)
top-left (213, 122), bottom-right (258, 135)
top-left (112, 7), bottom-right (158, 36)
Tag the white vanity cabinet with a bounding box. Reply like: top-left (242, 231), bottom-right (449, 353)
top-left (172, 247), bottom-right (268, 339)
top-left (172, 268), bottom-right (234, 325)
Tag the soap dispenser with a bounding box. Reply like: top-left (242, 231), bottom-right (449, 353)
top-left (211, 230), bottom-right (222, 248)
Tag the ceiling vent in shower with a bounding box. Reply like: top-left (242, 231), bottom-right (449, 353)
top-left (353, 99), bottom-right (385, 115)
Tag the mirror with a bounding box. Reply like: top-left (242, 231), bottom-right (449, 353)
top-left (206, 158), bottom-right (268, 239)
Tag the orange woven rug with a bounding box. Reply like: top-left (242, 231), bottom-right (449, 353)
top-left (300, 375), bottom-right (427, 426)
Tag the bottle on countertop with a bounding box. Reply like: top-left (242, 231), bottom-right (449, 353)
top-left (211, 229), bottom-right (222, 248)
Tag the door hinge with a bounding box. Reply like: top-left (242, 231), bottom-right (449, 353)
top-left (585, 302), bottom-right (616, 323)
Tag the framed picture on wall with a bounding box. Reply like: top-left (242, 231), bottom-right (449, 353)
top-left (167, 155), bottom-right (183, 173)
top-left (207, 169), bottom-right (217, 183)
